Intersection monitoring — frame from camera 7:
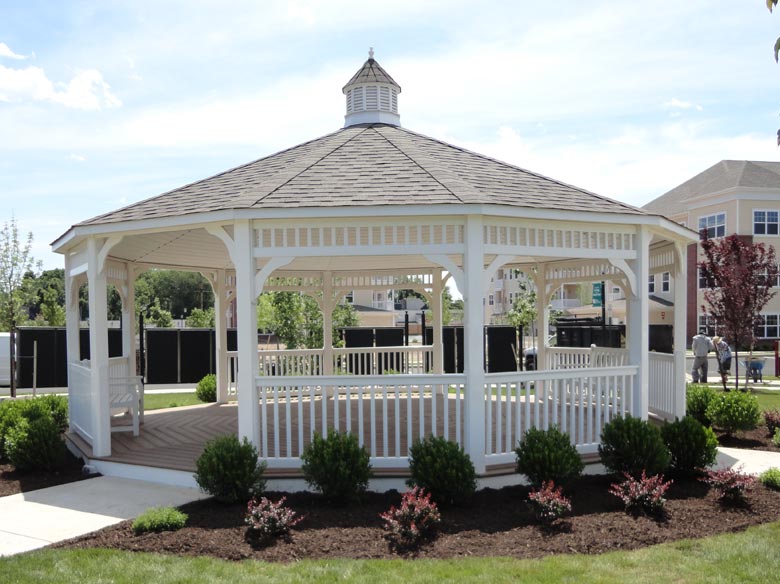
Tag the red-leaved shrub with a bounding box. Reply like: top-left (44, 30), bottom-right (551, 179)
top-left (609, 471), bottom-right (672, 515)
top-left (380, 487), bottom-right (441, 549)
top-left (245, 496), bottom-right (303, 543)
top-left (527, 481), bottom-right (572, 524)
top-left (701, 467), bottom-right (757, 503)
top-left (764, 409), bottom-right (780, 438)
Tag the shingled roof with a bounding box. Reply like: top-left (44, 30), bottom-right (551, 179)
top-left (78, 124), bottom-right (647, 227)
top-left (342, 57), bottom-right (400, 91)
top-left (643, 160), bottom-right (780, 217)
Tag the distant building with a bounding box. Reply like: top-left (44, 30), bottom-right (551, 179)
top-left (643, 160), bottom-right (780, 343)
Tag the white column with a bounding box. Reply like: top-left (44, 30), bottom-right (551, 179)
top-left (87, 238), bottom-right (111, 457)
top-left (214, 268), bottom-right (230, 403)
top-left (463, 216), bottom-right (486, 474)
top-left (673, 242), bottom-right (688, 418)
top-left (627, 226), bottom-right (650, 419)
top-left (64, 253), bottom-right (81, 434)
top-left (322, 271), bottom-right (334, 375)
top-left (121, 264), bottom-right (136, 374)
top-left (533, 264), bottom-right (549, 370)
top-left (431, 271), bottom-right (444, 374)
top-left (234, 220), bottom-right (260, 448)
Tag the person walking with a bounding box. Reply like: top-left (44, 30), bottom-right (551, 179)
top-left (691, 328), bottom-right (714, 383)
top-left (712, 336), bottom-right (732, 390)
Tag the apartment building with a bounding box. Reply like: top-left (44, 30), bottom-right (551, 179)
top-left (643, 160), bottom-right (780, 344)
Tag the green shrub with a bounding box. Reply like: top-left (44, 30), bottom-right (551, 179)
top-left (196, 374), bottom-right (217, 403)
top-left (759, 467), bottom-right (780, 491)
top-left (706, 391), bottom-right (761, 435)
top-left (686, 384), bottom-right (717, 427)
top-left (5, 416), bottom-right (67, 471)
top-left (301, 430), bottom-right (372, 503)
top-left (407, 435), bottom-right (476, 506)
top-left (36, 394), bottom-right (69, 432)
top-left (132, 506), bottom-right (188, 535)
top-left (773, 428), bottom-right (780, 448)
top-left (0, 400), bottom-right (24, 457)
top-left (514, 426), bottom-right (584, 487)
top-left (661, 416), bottom-right (719, 476)
top-left (195, 435), bottom-right (267, 503)
top-left (598, 415), bottom-right (671, 477)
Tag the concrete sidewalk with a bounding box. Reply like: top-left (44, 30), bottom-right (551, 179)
top-left (0, 476), bottom-right (205, 557)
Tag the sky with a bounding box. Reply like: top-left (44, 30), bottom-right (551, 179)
top-left (1, 0), bottom-right (779, 271)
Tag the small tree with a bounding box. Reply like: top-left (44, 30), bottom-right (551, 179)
top-left (185, 307), bottom-right (215, 328)
top-left (698, 234), bottom-right (778, 390)
top-left (0, 218), bottom-right (41, 397)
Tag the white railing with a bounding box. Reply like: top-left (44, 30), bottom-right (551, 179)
top-left (68, 362), bottom-right (93, 445)
top-left (545, 346), bottom-right (628, 370)
top-left (332, 345), bottom-right (432, 375)
top-left (258, 349), bottom-right (322, 376)
top-left (648, 352), bottom-right (676, 420)
top-left (545, 347), bottom-right (591, 369)
top-left (484, 366), bottom-right (637, 464)
top-left (255, 374), bottom-right (465, 468)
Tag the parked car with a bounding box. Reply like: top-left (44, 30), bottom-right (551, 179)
top-left (0, 332), bottom-right (9, 386)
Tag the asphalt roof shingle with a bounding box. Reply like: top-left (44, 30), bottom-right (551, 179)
top-left (78, 124), bottom-right (647, 227)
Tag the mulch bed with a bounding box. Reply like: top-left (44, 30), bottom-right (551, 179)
top-left (716, 426), bottom-right (780, 453)
top-left (0, 452), bottom-right (87, 497)
top-left (55, 475), bottom-right (780, 562)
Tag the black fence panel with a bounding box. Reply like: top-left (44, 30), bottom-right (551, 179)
top-left (342, 328), bottom-right (375, 374)
top-left (145, 329), bottom-right (179, 383)
top-left (375, 328), bottom-right (405, 373)
top-left (16, 327), bottom-right (122, 388)
top-left (485, 326), bottom-right (518, 372)
top-left (649, 325), bottom-right (673, 353)
top-left (556, 324), bottom-right (624, 348)
top-left (180, 330), bottom-right (213, 383)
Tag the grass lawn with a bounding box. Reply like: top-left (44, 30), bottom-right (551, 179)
top-left (2, 521), bottom-right (780, 583)
top-left (142, 392), bottom-right (206, 411)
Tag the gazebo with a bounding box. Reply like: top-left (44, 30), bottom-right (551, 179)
top-left (54, 52), bottom-right (696, 482)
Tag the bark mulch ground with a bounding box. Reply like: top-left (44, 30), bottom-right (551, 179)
top-left (0, 452), bottom-right (87, 498)
top-left (54, 475), bottom-right (780, 562)
top-left (716, 425), bottom-right (780, 453)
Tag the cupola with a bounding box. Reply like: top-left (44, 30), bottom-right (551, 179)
top-left (342, 48), bottom-right (401, 127)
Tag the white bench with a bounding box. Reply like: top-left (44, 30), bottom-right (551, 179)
top-left (109, 375), bottom-right (143, 436)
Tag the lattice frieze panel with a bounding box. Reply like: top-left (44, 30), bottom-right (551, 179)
top-left (105, 261), bottom-right (128, 284)
top-left (263, 274), bottom-right (324, 292)
top-left (484, 224), bottom-right (636, 253)
top-left (332, 271), bottom-right (435, 291)
top-left (545, 262), bottom-right (624, 286)
top-left (649, 245), bottom-right (676, 273)
top-left (255, 222), bottom-right (464, 252)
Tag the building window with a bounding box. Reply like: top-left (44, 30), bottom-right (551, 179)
top-left (756, 314), bottom-right (780, 339)
top-left (754, 210), bottom-right (779, 236)
top-left (662, 272), bottom-right (670, 293)
top-left (488, 294), bottom-right (494, 306)
top-left (698, 213), bottom-right (726, 238)
top-left (648, 274), bottom-right (655, 294)
top-left (698, 314), bottom-right (718, 337)
top-left (698, 268), bottom-right (711, 290)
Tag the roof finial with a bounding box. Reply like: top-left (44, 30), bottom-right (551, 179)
top-left (368, 47), bottom-right (374, 60)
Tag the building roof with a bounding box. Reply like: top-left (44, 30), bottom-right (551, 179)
top-left (342, 56), bottom-right (400, 92)
top-left (78, 123), bottom-right (647, 227)
top-left (643, 160), bottom-right (780, 217)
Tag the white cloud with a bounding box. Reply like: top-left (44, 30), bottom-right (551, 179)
top-left (67, 153), bottom-right (86, 162)
top-left (0, 42), bottom-right (27, 60)
top-left (664, 98), bottom-right (703, 112)
top-left (0, 64), bottom-right (121, 110)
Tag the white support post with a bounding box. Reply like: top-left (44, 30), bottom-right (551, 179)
top-left (463, 216), bottom-right (486, 474)
top-left (322, 271), bottom-right (334, 375)
top-left (533, 264), bottom-right (549, 370)
top-left (121, 263), bottom-right (136, 374)
top-left (431, 270), bottom-right (444, 374)
top-left (214, 268), bottom-right (230, 403)
top-left (234, 221), bottom-right (260, 448)
top-left (87, 238), bottom-right (111, 457)
top-left (673, 242), bottom-right (688, 418)
top-left (627, 226), bottom-right (650, 419)
top-left (64, 252), bottom-right (81, 434)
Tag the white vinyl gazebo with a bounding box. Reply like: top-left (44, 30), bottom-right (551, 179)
top-left (54, 52), bottom-right (697, 478)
